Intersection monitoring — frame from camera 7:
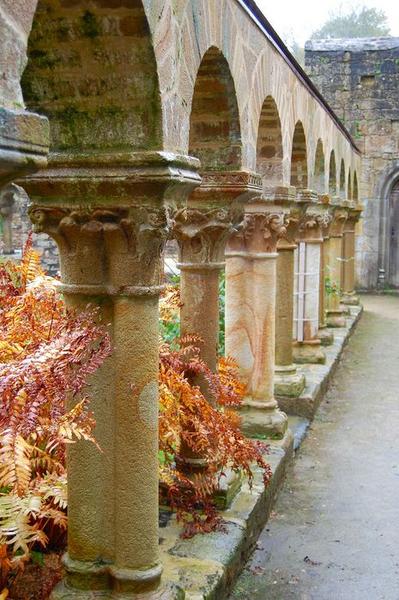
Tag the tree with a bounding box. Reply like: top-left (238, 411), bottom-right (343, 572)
top-left (311, 5), bottom-right (391, 39)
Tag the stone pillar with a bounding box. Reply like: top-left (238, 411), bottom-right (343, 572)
top-left (326, 207), bottom-right (349, 327)
top-left (318, 209), bottom-right (334, 346)
top-left (225, 201), bottom-right (290, 444)
top-left (292, 209), bottom-right (326, 364)
top-left (274, 204), bottom-right (306, 398)
top-left (341, 206), bottom-right (362, 305)
top-left (173, 171), bottom-right (262, 404)
top-left (0, 185), bottom-right (16, 253)
top-left (24, 152), bottom-right (200, 599)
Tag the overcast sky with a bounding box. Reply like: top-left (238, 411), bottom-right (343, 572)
top-left (254, 0), bottom-right (399, 46)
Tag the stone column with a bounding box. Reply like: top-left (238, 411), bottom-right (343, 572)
top-left (225, 200), bottom-right (291, 444)
top-left (274, 203), bottom-right (306, 398)
top-left (173, 171), bottom-right (262, 404)
top-left (292, 208), bottom-right (326, 364)
top-left (0, 185), bottom-right (15, 253)
top-left (24, 152), bottom-right (200, 599)
top-left (326, 207), bottom-right (349, 327)
top-left (318, 208), bottom-right (334, 346)
top-left (341, 206), bottom-right (362, 305)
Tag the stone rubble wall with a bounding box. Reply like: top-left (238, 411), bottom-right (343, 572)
top-left (305, 37), bottom-right (399, 289)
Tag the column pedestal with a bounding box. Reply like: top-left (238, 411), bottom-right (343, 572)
top-left (226, 206), bottom-right (289, 442)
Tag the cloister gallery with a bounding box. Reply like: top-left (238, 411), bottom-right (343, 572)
top-left (0, 0), bottom-right (365, 598)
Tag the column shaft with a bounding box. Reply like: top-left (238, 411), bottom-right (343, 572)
top-left (293, 211), bottom-right (326, 364)
top-left (180, 266), bottom-right (220, 391)
top-left (225, 208), bottom-right (289, 441)
top-left (275, 248), bottom-right (295, 367)
top-left (112, 295), bottom-right (161, 593)
top-left (64, 293), bottom-right (115, 591)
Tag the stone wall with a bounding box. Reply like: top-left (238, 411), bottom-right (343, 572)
top-left (305, 37), bottom-right (399, 289)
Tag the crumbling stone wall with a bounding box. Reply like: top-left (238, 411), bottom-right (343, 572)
top-left (305, 37), bottom-right (399, 289)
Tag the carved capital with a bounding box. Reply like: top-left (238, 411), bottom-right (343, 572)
top-left (330, 208), bottom-right (348, 238)
top-left (173, 206), bottom-right (237, 266)
top-left (24, 151), bottom-right (201, 294)
top-left (344, 206), bottom-right (362, 233)
top-left (296, 211), bottom-right (322, 243)
top-left (29, 203), bottom-right (171, 293)
top-left (228, 211), bottom-right (286, 255)
top-left (277, 205), bottom-right (306, 250)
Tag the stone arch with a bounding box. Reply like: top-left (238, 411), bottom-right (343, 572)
top-left (189, 46), bottom-right (241, 170)
top-left (313, 139), bottom-right (325, 193)
top-left (329, 150), bottom-right (337, 195)
top-left (348, 169), bottom-right (352, 200)
top-left (339, 159), bottom-right (346, 196)
top-left (378, 164), bottom-right (399, 288)
top-left (353, 171), bottom-right (359, 201)
top-left (290, 121), bottom-right (308, 189)
top-left (22, 0), bottom-right (163, 153)
top-left (256, 95), bottom-right (283, 192)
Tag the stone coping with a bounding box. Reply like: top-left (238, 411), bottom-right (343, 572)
top-left (158, 305), bottom-right (362, 599)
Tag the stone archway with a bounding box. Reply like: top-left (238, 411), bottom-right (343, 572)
top-left (290, 121), bottom-right (308, 189)
top-left (378, 165), bottom-right (399, 288)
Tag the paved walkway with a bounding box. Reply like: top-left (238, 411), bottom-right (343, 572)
top-left (230, 295), bottom-right (399, 600)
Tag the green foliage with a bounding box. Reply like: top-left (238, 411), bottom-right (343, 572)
top-left (325, 276), bottom-right (342, 297)
top-left (311, 5), bottom-right (390, 39)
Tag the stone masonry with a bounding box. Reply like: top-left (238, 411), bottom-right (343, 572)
top-left (305, 37), bottom-right (399, 289)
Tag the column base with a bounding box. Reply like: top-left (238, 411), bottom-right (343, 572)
top-left (239, 399), bottom-right (288, 440)
top-left (51, 556), bottom-right (181, 600)
top-left (293, 341), bottom-right (326, 365)
top-left (326, 310), bottom-right (346, 328)
top-left (274, 365), bottom-right (306, 398)
top-left (341, 292), bottom-right (360, 306)
top-left (51, 582), bottom-right (183, 600)
top-left (317, 327), bottom-right (334, 346)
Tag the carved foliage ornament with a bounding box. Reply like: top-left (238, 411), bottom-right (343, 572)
top-left (172, 206), bottom-right (237, 264)
top-left (28, 204), bottom-right (171, 288)
top-left (231, 211), bottom-right (286, 254)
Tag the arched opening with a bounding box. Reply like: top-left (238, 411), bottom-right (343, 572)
top-left (348, 169), bottom-right (352, 200)
top-left (22, 0), bottom-right (163, 153)
top-left (256, 96), bottom-right (283, 192)
top-left (189, 47), bottom-right (241, 170)
top-left (329, 150), bottom-right (337, 195)
top-left (290, 121), bottom-right (308, 189)
top-left (339, 159), bottom-right (346, 197)
top-left (388, 179), bottom-right (399, 287)
top-left (353, 171), bottom-right (359, 201)
top-left (314, 139), bottom-right (325, 193)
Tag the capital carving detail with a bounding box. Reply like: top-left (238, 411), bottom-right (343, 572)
top-left (330, 209), bottom-right (348, 237)
top-left (173, 207), bottom-right (237, 265)
top-left (228, 211), bottom-right (286, 254)
top-left (29, 204), bottom-right (171, 291)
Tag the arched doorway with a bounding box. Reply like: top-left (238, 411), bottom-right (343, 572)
top-left (388, 180), bottom-right (399, 287)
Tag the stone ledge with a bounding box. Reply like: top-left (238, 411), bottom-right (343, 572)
top-left (278, 305), bottom-right (363, 420)
top-left (159, 439), bottom-right (293, 599)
